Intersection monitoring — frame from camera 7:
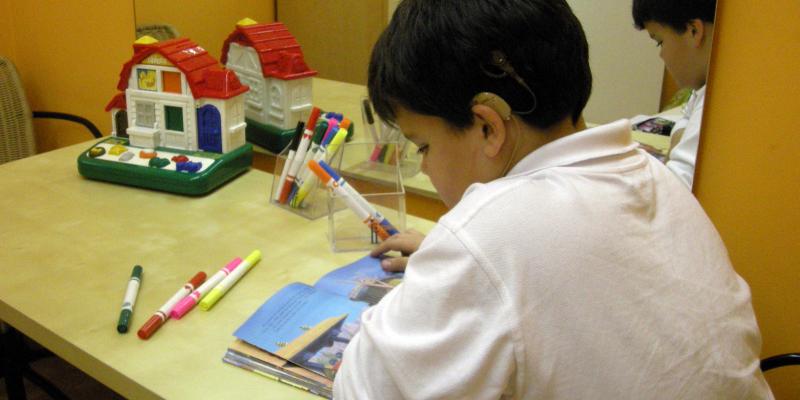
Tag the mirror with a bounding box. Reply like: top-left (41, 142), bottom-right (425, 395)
top-left (565, 0), bottom-right (714, 190)
top-left (134, 0), bottom-right (712, 190)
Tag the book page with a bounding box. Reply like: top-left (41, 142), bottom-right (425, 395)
top-left (313, 255), bottom-right (403, 306)
top-left (233, 282), bottom-right (367, 378)
top-left (232, 255), bottom-right (403, 379)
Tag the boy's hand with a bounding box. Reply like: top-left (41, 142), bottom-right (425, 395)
top-left (370, 229), bottom-right (426, 272)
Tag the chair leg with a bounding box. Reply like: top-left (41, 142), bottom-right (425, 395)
top-left (1, 324), bottom-right (29, 400)
top-left (1, 324), bottom-right (70, 400)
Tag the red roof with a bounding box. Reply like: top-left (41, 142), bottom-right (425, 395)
top-left (221, 22), bottom-right (317, 80)
top-left (104, 93), bottom-right (126, 112)
top-left (111, 37), bottom-right (248, 101)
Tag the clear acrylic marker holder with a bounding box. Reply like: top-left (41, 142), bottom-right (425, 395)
top-left (361, 97), bottom-right (422, 179)
top-left (270, 144), bottom-right (346, 220)
top-left (327, 141), bottom-right (407, 252)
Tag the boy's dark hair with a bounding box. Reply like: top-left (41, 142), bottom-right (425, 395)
top-left (368, 0), bottom-right (591, 131)
top-left (632, 0), bottom-right (717, 32)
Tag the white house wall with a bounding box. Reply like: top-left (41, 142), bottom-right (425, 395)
top-left (285, 78), bottom-right (312, 129)
top-left (197, 96), bottom-right (246, 153)
top-left (264, 78), bottom-right (312, 130)
top-left (225, 95), bottom-right (247, 152)
top-left (227, 43), bottom-right (270, 125)
top-left (124, 64), bottom-right (195, 150)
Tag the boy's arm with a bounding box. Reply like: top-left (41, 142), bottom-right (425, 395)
top-left (334, 224), bottom-right (517, 399)
top-left (666, 91), bottom-right (705, 189)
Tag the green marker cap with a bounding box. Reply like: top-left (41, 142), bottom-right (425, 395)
top-left (117, 309), bottom-right (132, 333)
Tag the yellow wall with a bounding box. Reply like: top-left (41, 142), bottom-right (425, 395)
top-left (695, 1), bottom-right (800, 398)
top-left (276, 0), bottom-right (387, 85)
top-left (2, 1), bottom-right (134, 152)
top-left (1, 1), bottom-right (274, 155)
top-left (0, 0), bottom-right (17, 59)
top-left (134, 0), bottom-right (275, 61)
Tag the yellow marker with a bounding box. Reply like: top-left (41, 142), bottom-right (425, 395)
top-left (291, 127), bottom-right (349, 207)
top-left (199, 250), bottom-right (261, 310)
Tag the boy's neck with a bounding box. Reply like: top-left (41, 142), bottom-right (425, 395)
top-left (508, 115), bottom-right (586, 170)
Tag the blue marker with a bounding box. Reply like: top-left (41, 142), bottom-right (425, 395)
top-left (317, 160), bottom-right (399, 236)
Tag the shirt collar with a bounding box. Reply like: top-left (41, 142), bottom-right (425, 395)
top-left (505, 119), bottom-right (638, 177)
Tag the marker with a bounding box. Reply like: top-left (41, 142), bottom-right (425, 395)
top-left (199, 250), bottom-right (262, 311)
top-left (362, 99), bottom-right (379, 142)
top-left (170, 258), bottom-right (242, 319)
top-left (289, 120), bottom-right (331, 203)
top-left (291, 122), bottom-right (350, 208)
top-left (137, 271), bottom-right (206, 340)
top-left (318, 160), bottom-right (399, 237)
top-left (273, 122), bottom-right (305, 202)
top-left (307, 160), bottom-right (392, 240)
top-left (279, 107), bottom-right (321, 203)
top-left (117, 265), bottom-right (143, 333)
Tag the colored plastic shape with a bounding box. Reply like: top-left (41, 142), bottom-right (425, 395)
top-left (139, 149), bottom-right (157, 159)
top-left (89, 147), bottom-right (106, 158)
top-left (148, 157), bottom-right (170, 168)
top-left (176, 161), bottom-right (202, 173)
top-left (109, 144), bottom-right (127, 155)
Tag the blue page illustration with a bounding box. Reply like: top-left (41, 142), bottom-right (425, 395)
top-left (234, 255), bottom-right (402, 377)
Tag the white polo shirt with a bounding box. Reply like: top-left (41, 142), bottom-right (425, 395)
top-left (667, 85), bottom-right (705, 189)
top-left (334, 119), bottom-right (772, 399)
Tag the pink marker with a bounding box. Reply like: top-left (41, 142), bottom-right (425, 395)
top-left (170, 258), bottom-right (242, 319)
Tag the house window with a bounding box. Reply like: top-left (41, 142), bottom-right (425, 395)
top-left (162, 71), bottom-right (182, 94)
top-left (137, 68), bottom-right (157, 91)
top-left (135, 101), bottom-right (155, 127)
top-left (165, 106), bottom-right (184, 132)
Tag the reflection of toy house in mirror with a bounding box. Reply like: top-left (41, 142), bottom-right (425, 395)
top-left (221, 18), bottom-right (317, 153)
top-left (106, 35), bottom-right (249, 154)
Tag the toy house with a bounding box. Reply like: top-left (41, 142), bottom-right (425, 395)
top-left (78, 35), bottom-right (253, 196)
top-left (221, 18), bottom-right (317, 152)
top-left (106, 35), bottom-right (249, 154)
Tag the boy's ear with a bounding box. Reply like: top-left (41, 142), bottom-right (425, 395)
top-left (471, 104), bottom-right (507, 158)
top-left (687, 19), bottom-right (706, 47)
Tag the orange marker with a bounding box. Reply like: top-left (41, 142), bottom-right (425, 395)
top-left (279, 107), bottom-right (322, 203)
top-left (137, 271), bottom-right (206, 340)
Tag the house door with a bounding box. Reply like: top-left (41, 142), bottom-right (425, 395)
top-left (197, 105), bottom-right (222, 153)
top-left (115, 110), bottom-right (129, 138)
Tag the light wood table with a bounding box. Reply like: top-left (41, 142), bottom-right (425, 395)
top-left (0, 142), bottom-right (435, 399)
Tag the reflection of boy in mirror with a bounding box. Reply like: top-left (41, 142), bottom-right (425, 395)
top-left (633, 0), bottom-right (716, 189)
top-left (334, 0), bottom-right (772, 398)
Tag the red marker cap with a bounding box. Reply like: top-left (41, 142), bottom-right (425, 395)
top-left (188, 271), bottom-right (207, 289)
top-left (306, 107), bottom-right (322, 130)
top-left (137, 314), bottom-right (165, 340)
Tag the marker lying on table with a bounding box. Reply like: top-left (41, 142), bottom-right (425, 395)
top-left (170, 258), bottom-right (242, 319)
top-left (307, 160), bottom-right (398, 240)
top-left (279, 107), bottom-right (322, 203)
top-left (199, 250), bottom-right (262, 311)
top-left (117, 265), bottom-right (143, 333)
top-left (137, 271), bottom-right (206, 340)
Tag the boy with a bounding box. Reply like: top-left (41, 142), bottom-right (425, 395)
top-left (334, 0), bottom-right (772, 398)
top-left (633, 0), bottom-right (716, 188)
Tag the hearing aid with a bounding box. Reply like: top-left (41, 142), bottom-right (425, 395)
top-left (472, 92), bottom-right (513, 121)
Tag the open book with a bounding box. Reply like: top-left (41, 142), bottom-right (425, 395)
top-left (223, 255), bottom-right (402, 398)
top-left (629, 109), bottom-right (683, 161)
